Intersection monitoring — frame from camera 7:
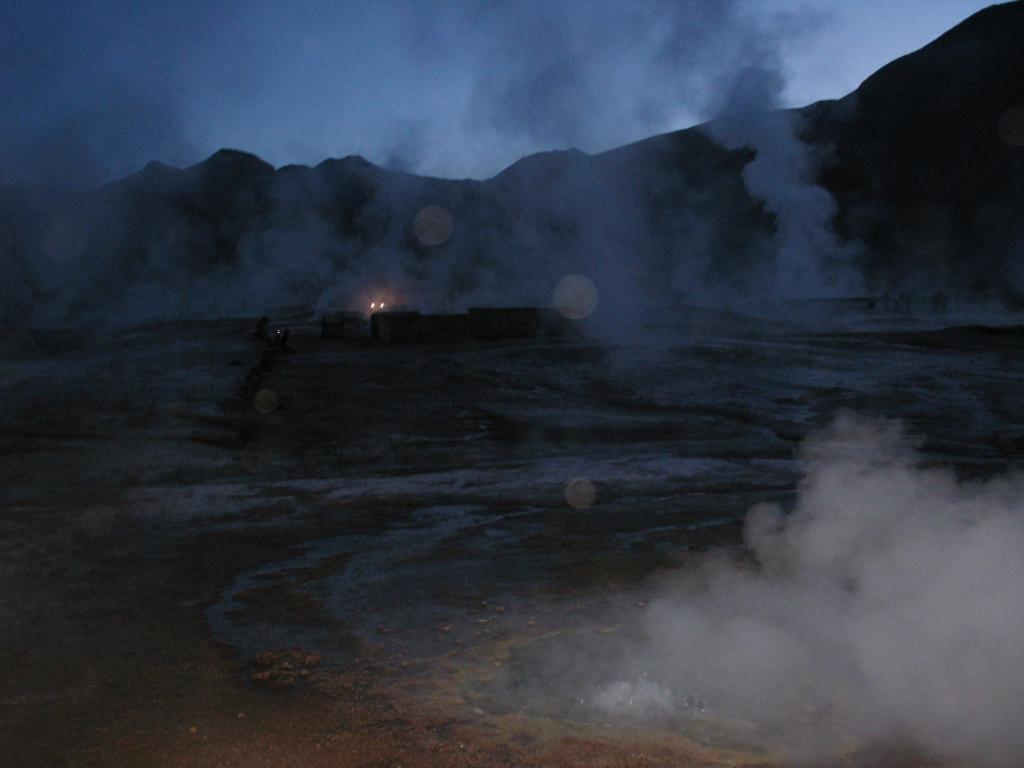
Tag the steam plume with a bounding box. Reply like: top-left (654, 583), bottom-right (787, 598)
top-left (595, 413), bottom-right (1024, 763)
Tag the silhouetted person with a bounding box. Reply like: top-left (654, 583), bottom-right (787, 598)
top-left (273, 328), bottom-right (291, 353)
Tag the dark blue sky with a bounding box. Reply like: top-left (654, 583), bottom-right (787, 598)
top-left (1, 0), bottom-right (993, 185)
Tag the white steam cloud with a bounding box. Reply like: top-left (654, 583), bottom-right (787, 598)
top-left (0, 0), bottom-right (856, 328)
top-left (706, 69), bottom-right (863, 299)
top-left (458, 0), bottom-right (827, 167)
top-left (596, 412), bottom-right (1024, 763)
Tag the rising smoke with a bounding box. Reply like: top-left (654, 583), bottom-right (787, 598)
top-left (0, 1), bottom-right (207, 188)
top-left (590, 412), bottom-right (1024, 764)
top-left (460, 0), bottom-right (828, 166)
top-left (0, 1), bottom-right (844, 328)
top-left (705, 60), bottom-right (864, 299)
top-left (9, 3), bottom-right (1014, 327)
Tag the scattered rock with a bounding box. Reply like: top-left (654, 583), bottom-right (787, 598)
top-left (250, 669), bottom-right (296, 689)
top-left (250, 647), bottom-right (323, 689)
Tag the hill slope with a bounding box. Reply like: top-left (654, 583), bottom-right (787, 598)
top-left (2, 2), bottom-right (1022, 325)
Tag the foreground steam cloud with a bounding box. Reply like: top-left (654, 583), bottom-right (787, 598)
top-left (595, 413), bottom-right (1024, 763)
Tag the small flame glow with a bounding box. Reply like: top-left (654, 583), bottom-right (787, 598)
top-left (364, 292), bottom-right (397, 316)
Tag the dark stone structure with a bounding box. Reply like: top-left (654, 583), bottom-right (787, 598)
top-left (322, 312), bottom-right (369, 340)
top-left (468, 307), bottom-right (547, 340)
top-left (370, 311), bottom-right (422, 342)
top-left (370, 307), bottom-right (571, 344)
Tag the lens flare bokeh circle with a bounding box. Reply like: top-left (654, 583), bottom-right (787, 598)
top-left (414, 205), bottom-right (454, 247)
top-left (553, 274), bottom-right (598, 320)
top-left (253, 388), bottom-right (279, 414)
top-left (565, 477), bottom-right (597, 509)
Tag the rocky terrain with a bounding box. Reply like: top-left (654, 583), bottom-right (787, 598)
top-left (2, 311), bottom-right (1022, 766)
top-left (2, 4), bottom-right (1024, 766)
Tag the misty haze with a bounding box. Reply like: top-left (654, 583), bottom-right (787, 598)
top-left (2, 2), bottom-right (1023, 767)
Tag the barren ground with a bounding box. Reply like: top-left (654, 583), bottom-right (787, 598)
top-left (1, 313), bottom-right (1021, 767)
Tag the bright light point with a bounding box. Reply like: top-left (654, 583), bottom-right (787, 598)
top-left (553, 274), bottom-right (599, 320)
top-left (414, 205), bottom-right (454, 247)
top-left (565, 477), bottom-right (597, 509)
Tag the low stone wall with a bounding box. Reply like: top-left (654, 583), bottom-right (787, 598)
top-left (322, 312), bottom-right (368, 340)
top-left (369, 307), bottom-right (573, 343)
